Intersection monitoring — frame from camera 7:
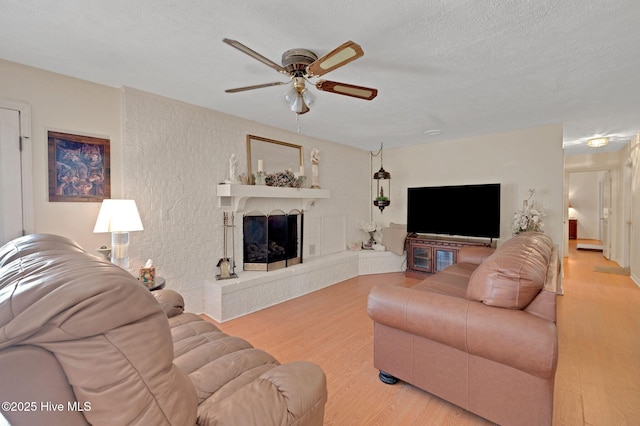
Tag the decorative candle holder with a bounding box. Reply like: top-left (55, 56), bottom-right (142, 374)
top-left (255, 171), bottom-right (267, 185)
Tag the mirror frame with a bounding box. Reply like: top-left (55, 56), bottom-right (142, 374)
top-left (246, 135), bottom-right (304, 184)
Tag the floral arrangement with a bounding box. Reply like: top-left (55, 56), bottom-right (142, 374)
top-left (359, 220), bottom-right (380, 233)
top-left (512, 188), bottom-right (545, 235)
top-left (265, 170), bottom-right (300, 188)
top-left (359, 220), bottom-right (380, 249)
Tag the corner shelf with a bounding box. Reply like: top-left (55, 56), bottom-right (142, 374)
top-left (217, 184), bottom-right (330, 212)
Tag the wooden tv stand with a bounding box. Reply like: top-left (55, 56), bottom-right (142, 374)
top-left (405, 234), bottom-right (492, 278)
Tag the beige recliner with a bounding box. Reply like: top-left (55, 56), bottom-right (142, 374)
top-left (0, 234), bottom-right (327, 425)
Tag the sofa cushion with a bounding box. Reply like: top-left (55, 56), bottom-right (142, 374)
top-left (414, 265), bottom-right (475, 298)
top-left (466, 232), bottom-right (553, 309)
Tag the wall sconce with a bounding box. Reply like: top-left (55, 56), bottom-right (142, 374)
top-left (371, 143), bottom-right (391, 213)
top-left (93, 199), bottom-right (144, 269)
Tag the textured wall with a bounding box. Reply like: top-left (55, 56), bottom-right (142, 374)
top-left (122, 88), bottom-right (370, 312)
top-left (379, 124), bottom-right (565, 254)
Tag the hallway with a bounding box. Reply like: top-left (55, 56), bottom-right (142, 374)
top-left (554, 239), bottom-right (640, 425)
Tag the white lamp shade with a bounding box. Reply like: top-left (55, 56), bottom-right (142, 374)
top-left (93, 199), bottom-right (144, 233)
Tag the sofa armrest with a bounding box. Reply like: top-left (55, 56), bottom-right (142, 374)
top-left (457, 246), bottom-right (495, 264)
top-left (152, 289), bottom-right (185, 318)
top-left (466, 302), bottom-right (557, 379)
top-left (368, 285), bottom-right (469, 353)
top-left (368, 285), bottom-right (557, 379)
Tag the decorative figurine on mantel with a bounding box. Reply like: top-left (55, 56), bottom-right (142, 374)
top-left (225, 153), bottom-right (241, 184)
top-left (310, 148), bottom-right (321, 189)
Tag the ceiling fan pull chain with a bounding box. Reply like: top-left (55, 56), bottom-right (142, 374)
top-left (296, 114), bottom-right (301, 133)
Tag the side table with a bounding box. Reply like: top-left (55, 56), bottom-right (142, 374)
top-left (142, 276), bottom-right (165, 291)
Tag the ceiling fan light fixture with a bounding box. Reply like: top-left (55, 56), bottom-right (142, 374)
top-left (283, 86), bottom-right (298, 104)
top-left (302, 88), bottom-right (316, 107)
top-left (290, 93), bottom-right (310, 114)
top-left (587, 137), bottom-right (609, 147)
top-left (283, 78), bottom-right (312, 114)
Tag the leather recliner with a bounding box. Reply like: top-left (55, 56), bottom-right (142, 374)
top-left (0, 234), bottom-right (327, 425)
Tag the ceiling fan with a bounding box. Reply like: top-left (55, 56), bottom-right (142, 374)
top-left (222, 38), bottom-right (378, 115)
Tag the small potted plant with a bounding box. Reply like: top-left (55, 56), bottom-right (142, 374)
top-left (373, 187), bottom-right (390, 212)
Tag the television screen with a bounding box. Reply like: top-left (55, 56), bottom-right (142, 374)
top-left (407, 183), bottom-right (501, 238)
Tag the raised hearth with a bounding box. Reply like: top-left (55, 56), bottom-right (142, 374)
top-left (204, 250), bottom-right (406, 322)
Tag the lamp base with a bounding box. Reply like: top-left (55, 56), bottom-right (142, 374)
top-left (111, 231), bottom-right (130, 270)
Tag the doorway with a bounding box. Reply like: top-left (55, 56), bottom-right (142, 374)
top-left (568, 171), bottom-right (605, 253)
top-left (0, 100), bottom-right (32, 246)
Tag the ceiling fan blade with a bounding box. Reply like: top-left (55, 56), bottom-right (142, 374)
top-left (225, 81), bottom-right (289, 93)
top-left (223, 38), bottom-right (288, 75)
top-left (315, 80), bottom-right (378, 100)
top-left (306, 41), bottom-right (364, 77)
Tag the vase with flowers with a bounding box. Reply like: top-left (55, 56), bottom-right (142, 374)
top-left (512, 188), bottom-right (545, 236)
top-left (359, 220), bottom-right (380, 250)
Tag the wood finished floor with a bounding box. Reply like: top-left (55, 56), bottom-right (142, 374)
top-left (204, 239), bottom-right (640, 425)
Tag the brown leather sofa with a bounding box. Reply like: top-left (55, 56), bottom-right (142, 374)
top-left (368, 232), bottom-right (560, 425)
top-left (0, 234), bottom-right (327, 425)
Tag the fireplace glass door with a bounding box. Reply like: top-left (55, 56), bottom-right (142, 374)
top-left (243, 210), bottom-right (303, 271)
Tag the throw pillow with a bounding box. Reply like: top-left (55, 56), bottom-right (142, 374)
top-left (381, 224), bottom-right (407, 255)
top-left (466, 232), bottom-right (552, 309)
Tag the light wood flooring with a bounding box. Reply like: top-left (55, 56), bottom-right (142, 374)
top-left (204, 239), bottom-right (640, 425)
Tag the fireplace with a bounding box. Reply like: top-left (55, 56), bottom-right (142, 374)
top-left (243, 210), bottom-right (303, 271)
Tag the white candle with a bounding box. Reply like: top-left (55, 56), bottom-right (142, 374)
top-left (299, 165), bottom-right (305, 176)
top-left (258, 159), bottom-right (264, 172)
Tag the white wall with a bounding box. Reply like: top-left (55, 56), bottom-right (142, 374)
top-left (625, 134), bottom-right (640, 285)
top-left (122, 88), bottom-right (370, 311)
top-left (374, 124), bottom-right (565, 254)
top-left (568, 171), bottom-right (604, 239)
top-left (0, 59), bottom-right (122, 252)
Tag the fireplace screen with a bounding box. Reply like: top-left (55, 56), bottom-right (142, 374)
top-left (243, 210), bottom-right (303, 271)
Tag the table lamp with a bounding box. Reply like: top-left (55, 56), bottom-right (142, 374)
top-left (93, 199), bottom-right (144, 269)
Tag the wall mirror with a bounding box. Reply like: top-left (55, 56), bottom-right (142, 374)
top-left (246, 135), bottom-right (303, 184)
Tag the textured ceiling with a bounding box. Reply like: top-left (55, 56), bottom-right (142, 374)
top-left (1, 1), bottom-right (639, 155)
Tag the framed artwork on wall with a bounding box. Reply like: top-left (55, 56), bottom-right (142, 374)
top-left (47, 131), bottom-right (111, 202)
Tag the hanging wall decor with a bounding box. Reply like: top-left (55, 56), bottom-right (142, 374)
top-left (371, 143), bottom-right (390, 212)
top-left (47, 131), bottom-right (111, 202)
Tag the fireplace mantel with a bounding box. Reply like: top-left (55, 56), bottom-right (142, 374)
top-left (217, 184), bottom-right (330, 211)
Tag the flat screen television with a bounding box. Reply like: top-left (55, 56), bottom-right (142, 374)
top-left (407, 183), bottom-right (501, 238)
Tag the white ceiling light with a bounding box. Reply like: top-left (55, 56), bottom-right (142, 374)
top-left (587, 137), bottom-right (609, 148)
top-left (423, 129), bottom-right (442, 136)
